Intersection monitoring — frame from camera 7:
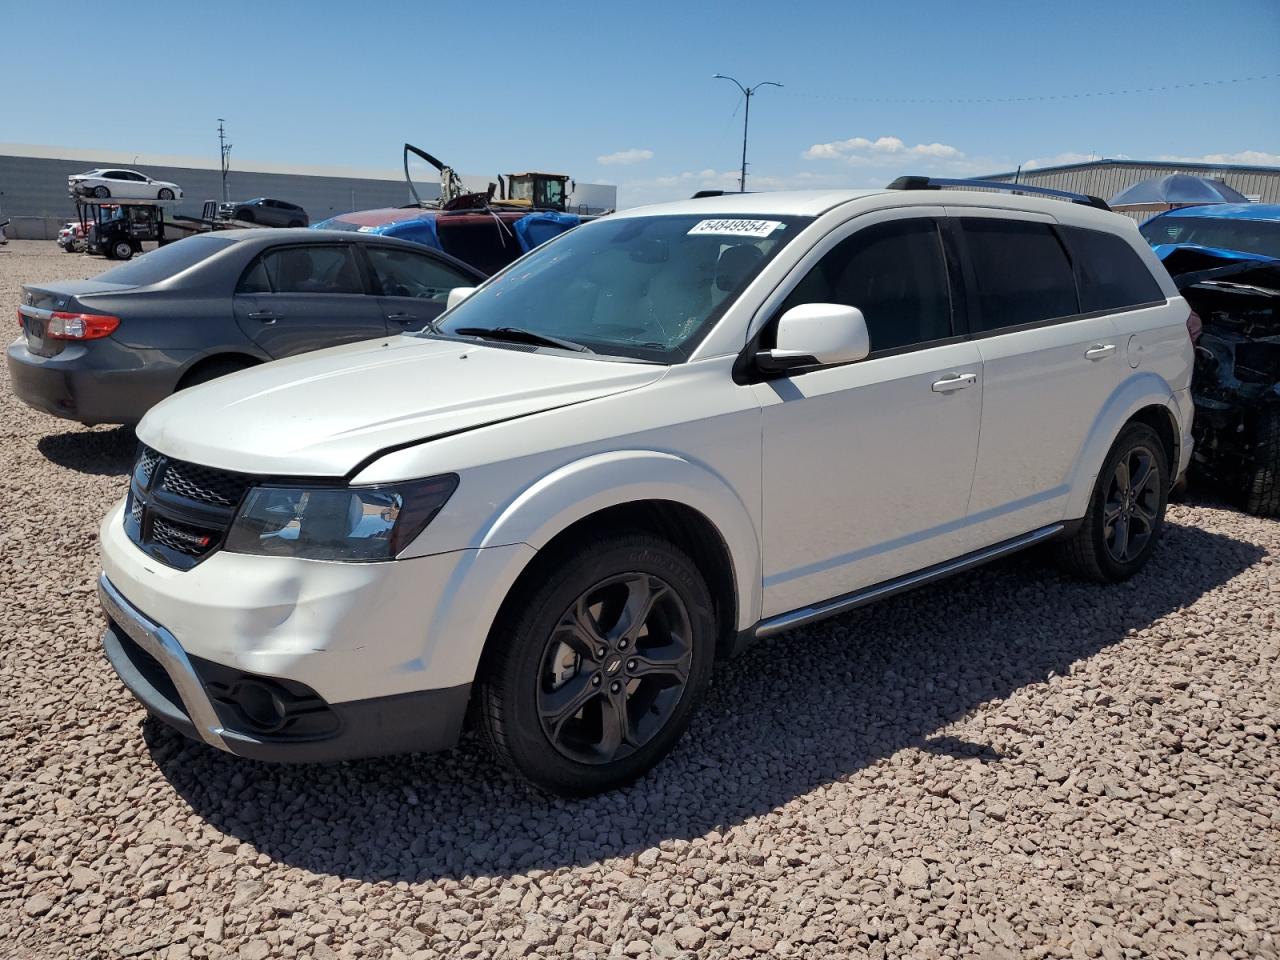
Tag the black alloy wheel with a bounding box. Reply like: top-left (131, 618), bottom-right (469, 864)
top-left (479, 532), bottom-right (716, 795)
top-left (537, 572), bottom-right (693, 765)
top-left (1101, 443), bottom-right (1161, 564)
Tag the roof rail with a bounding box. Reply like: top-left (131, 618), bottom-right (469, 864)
top-left (690, 189), bottom-right (755, 199)
top-left (886, 175), bottom-right (1111, 211)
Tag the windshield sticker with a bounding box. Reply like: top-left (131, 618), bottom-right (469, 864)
top-left (687, 219), bottom-right (782, 238)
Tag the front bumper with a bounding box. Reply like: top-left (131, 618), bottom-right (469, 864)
top-left (98, 500), bottom-right (537, 760)
top-left (100, 575), bottom-right (471, 761)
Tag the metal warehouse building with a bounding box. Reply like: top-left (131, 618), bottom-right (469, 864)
top-left (0, 144), bottom-right (617, 238)
top-left (982, 158), bottom-right (1280, 219)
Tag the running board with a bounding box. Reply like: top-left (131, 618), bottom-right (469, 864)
top-left (754, 523), bottom-right (1065, 639)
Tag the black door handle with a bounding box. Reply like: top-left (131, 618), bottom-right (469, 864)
top-left (247, 311), bottom-right (280, 323)
top-left (386, 312), bottom-right (417, 322)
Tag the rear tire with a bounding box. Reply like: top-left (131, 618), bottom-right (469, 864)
top-left (1057, 422), bottom-right (1169, 582)
top-left (288, 220), bottom-right (304, 228)
top-left (478, 532), bottom-right (716, 796)
top-left (1241, 410), bottom-right (1280, 518)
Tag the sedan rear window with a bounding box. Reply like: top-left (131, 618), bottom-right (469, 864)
top-left (96, 235), bottom-right (237, 287)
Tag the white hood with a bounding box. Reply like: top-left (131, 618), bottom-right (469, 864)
top-left (138, 336), bottom-right (666, 476)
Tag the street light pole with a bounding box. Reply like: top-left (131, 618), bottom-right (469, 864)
top-left (217, 119), bottom-right (232, 203)
top-left (713, 75), bottom-right (783, 192)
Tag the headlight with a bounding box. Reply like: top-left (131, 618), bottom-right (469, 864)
top-left (224, 475), bottom-right (457, 561)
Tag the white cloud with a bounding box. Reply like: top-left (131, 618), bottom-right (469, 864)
top-left (597, 148), bottom-right (654, 166)
top-left (803, 135), bottom-right (964, 164)
top-left (1157, 149), bottom-right (1280, 167)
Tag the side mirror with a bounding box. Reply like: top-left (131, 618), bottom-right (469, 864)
top-left (446, 287), bottom-right (477, 311)
top-left (757, 303), bottom-right (870, 374)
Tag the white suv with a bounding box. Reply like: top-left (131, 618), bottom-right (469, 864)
top-left (98, 181), bottom-right (1195, 794)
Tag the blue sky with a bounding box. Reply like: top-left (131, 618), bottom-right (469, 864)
top-left (3, 0), bottom-right (1278, 207)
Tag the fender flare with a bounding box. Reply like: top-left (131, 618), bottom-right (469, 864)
top-left (1063, 373), bottom-right (1181, 520)
top-left (477, 449), bottom-right (763, 631)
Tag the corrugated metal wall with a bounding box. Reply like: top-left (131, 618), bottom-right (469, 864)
top-left (0, 154), bottom-right (422, 225)
top-left (985, 162), bottom-right (1280, 221)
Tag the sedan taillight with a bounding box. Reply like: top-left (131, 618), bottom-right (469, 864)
top-left (46, 311), bottom-right (120, 340)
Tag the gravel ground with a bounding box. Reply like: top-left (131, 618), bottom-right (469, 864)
top-left (1, 238), bottom-right (1278, 960)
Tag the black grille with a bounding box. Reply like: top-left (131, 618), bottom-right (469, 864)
top-left (160, 460), bottom-right (251, 507)
top-left (126, 447), bottom-right (256, 570)
top-left (135, 446), bottom-right (161, 487)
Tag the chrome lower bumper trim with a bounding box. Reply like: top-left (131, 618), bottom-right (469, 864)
top-left (98, 574), bottom-right (227, 750)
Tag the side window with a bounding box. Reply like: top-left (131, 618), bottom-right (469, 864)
top-left (1061, 226), bottom-right (1165, 312)
top-left (237, 256), bottom-right (272, 294)
top-left (365, 246), bottom-right (475, 303)
top-left (960, 219), bottom-right (1078, 332)
top-left (260, 245), bottom-right (364, 295)
top-left (778, 218), bottom-right (952, 352)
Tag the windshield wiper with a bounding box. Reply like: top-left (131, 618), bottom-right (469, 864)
top-left (452, 326), bottom-right (593, 353)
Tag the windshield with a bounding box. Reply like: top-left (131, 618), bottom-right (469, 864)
top-left (1141, 215), bottom-right (1280, 260)
top-left (95, 235), bottom-right (236, 286)
top-left (435, 213), bottom-right (808, 361)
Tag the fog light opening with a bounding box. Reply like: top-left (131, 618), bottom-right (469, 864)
top-left (235, 681), bottom-right (289, 733)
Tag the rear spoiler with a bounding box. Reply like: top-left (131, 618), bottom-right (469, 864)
top-left (887, 176), bottom-right (1111, 211)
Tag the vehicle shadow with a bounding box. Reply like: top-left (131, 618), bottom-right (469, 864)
top-left (37, 425), bottom-right (135, 476)
top-left (146, 519), bottom-right (1264, 882)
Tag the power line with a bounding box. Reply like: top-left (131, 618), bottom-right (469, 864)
top-left (784, 72), bottom-right (1279, 106)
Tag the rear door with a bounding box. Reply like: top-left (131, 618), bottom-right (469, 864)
top-left (362, 244), bottom-right (481, 333)
top-left (956, 212), bottom-right (1125, 546)
top-left (232, 243), bottom-right (387, 358)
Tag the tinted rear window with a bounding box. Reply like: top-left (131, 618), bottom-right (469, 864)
top-left (95, 235), bottom-right (236, 286)
top-left (961, 219), bottom-right (1078, 332)
top-left (1061, 227), bottom-right (1164, 312)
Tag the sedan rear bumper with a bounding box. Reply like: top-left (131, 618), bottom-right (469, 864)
top-left (6, 337), bottom-right (186, 425)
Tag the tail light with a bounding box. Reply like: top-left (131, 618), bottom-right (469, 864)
top-left (46, 311), bottom-right (120, 340)
top-left (1186, 310), bottom-right (1202, 344)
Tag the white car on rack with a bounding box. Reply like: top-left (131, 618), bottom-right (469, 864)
top-left (68, 168), bottom-right (183, 201)
top-left (97, 178), bottom-right (1195, 795)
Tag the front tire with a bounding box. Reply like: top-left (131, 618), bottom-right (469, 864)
top-left (157, 188), bottom-right (175, 200)
top-left (111, 240), bottom-right (134, 260)
top-left (237, 209), bottom-right (255, 223)
top-left (93, 185), bottom-right (110, 198)
top-left (478, 532), bottom-right (716, 796)
top-left (1057, 422), bottom-right (1169, 581)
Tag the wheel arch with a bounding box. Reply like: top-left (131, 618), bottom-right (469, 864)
top-left (174, 351), bottom-right (263, 390)
top-left (446, 450), bottom-right (763, 641)
top-left (1064, 374), bottom-right (1183, 520)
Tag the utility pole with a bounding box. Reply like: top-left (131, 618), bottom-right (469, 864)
top-left (217, 119), bottom-right (232, 202)
top-left (713, 75), bottom-right (783, 192)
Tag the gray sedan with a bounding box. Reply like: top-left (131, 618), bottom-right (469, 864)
top-left (8, 229), bottom-right (485, 426)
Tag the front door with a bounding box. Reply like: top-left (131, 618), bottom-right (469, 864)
top-left (233, 244), bottom-right (387, 358)
top-left (755, 214), bottom-right (982, 618)
top-left (362, 244), bottom-right (479, 335)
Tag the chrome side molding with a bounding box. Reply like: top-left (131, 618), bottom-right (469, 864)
top-left (755, 523), bottom-right (1065, 639)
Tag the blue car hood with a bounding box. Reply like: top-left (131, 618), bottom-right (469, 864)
top-left (1156, 243), bottom-right (1280, 292)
